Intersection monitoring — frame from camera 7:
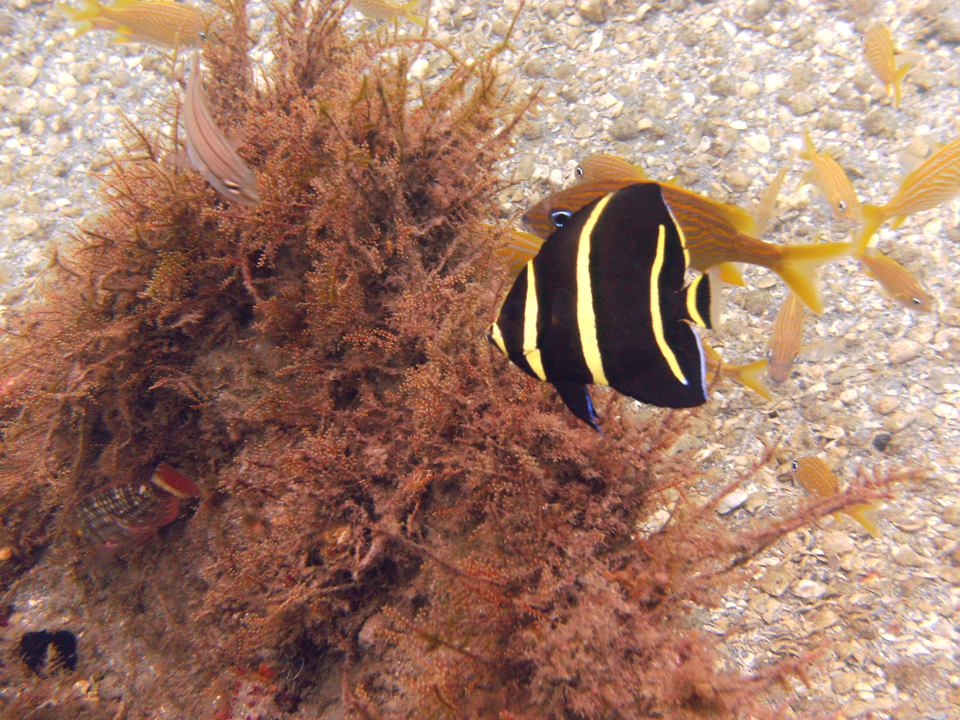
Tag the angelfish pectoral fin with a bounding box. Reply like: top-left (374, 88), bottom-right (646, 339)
top-left (553, 381), bottom-right (603, 433)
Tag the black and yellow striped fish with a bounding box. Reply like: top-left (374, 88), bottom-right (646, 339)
top-left (490, 183), bottom-right (716, 431)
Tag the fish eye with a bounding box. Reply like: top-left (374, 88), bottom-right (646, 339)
top-left (575, 166), bottom-right (585, 178)
top-left (200, 30), bottom-right (207, 41)
top-left (837, 200), bottom-right (847, 211)
top-left (790, 461), bottom-right (799, 471)
top-left (911, 297), bottom-right (923, 307)
top-left (550, 209), bottom-right (573, 227)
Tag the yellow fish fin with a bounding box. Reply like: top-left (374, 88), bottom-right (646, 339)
top-left (110, 0), bottom-right (140, 7)
top-left (774, 242), bottom-right (852, 315)
top-left (855, 204), bottom-right (885, 256)
top-left (891, 62), bottom-right (913, 109)
top-left (55, 0), bottom-right (103, 24)
top-left (712, 200), bottom-right (758, 237)
top-left (717, 262), bottom-right (746, 287)
top-left (402, 0), bottom-right (426, 27)
top-left (109, 28), bottom-right (135, 43)
top-left (844, 503), bottom-right (880, 536)
top-left (733, 359), bottom-right (773, 401)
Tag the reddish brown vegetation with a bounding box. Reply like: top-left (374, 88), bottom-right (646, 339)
top-left (0, 2), bottom-right (900, 718)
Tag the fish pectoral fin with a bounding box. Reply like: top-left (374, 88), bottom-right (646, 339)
top-left (717, 262), bottom-right (746, 287)
top-left (553, 381), bottom-right (603, 433)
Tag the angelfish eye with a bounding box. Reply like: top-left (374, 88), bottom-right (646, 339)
top-left (550, 209), bottom-right (573, 228)
top-left (790, 461), bottom-right (799, 471)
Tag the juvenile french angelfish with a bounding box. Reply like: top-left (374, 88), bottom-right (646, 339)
top-left (56, 0), bottom-right (208, 47)
top-left (702, 343), bottom-right (772, 401)
top-left (856, 136), bottom-right (960, 256)
top-left (350, 0), bottom-right (426, 27)
top-left (859, 248), bottom-right (935, 312)
top-left (790, 456), bottom-right (880, 536)
top-left (798, 131), bottom-right (862, 225)
top-left (863, 24), bottom-right (913, 110)
top-left (523, 179), bottom-right (850, 314)
top-left (183, 54), bottom-right (261, 207)
top-left (490, 183), bottom-right (720, 431)
top-left (767, 291), bottom-right (805, 385)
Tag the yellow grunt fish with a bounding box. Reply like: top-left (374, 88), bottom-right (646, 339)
top-left (790, 456), bottom-right (880, 536)
top-left (859, 248), bottom-right (935, 312)
top-left (183, 54), bottom-right (260, 207)
top-left (350, 0), bottom-right (426, 27)
top-left (767, 291), bottom-right (804, 385)
top-left (56, 0), bottom-right (208, 47)
top-left (524, 179), bottom-right (849, 313)
top-left (495, 227), bottom-right (544, 281)
top-left (702, 343), bottom-right (772, 401)
top-left (856, 136), bottom-right (960, 256)
top-left (574, 153), bottom-right (648, 184)
top-left (754, 154), bottom-right (794, 237)
top-left (863, 24), bottom-right (913, 110)
top-left (798, 131), bottom-right (862, 225)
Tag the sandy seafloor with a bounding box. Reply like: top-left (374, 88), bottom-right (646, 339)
top-left (1, 0), bottom-right (960, 717)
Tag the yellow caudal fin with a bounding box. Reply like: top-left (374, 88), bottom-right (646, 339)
top-left (775, 241), bottom-right (853, 315)
top-left (892, 62), bottom-right (913, 109)
top-left (402, 0), bottom-right (427, 27)
top-left (733, 358), bottom-right (773, 401)
top-left (844, 503), bottom-right (880, 537)
top-left (717, 261), bottom-right (746, 287)
top-left (855, 204), bottom-right (886, 256)
top-left (55, 0), bottom-right (103, 21)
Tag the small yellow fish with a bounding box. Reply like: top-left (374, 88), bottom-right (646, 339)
top-left (859, 248), bottom-right (934, 312)
top-left (790, 456), bottom-right (880, 536)
top-left (495, 227), bottom-right (544, 281)
top-left (702, 343), bottom-right (772, 401)
top-left (56, 0), bottom-right (208, 47)
top-left (350, 0), bottom-right (426, 27)
top-left (767, 291), bottom-right (804, 385)
top-left (754, 154), bottom-right (794, 237)
top-left (856, 136), bottom-right (960, 256)
top-left (863, 24), bottom-right (913, 110)
top-left (523, 179), bottom-right (850, 314)
top-left (798, 131), bottom-right (862, 225)
top-left (574, 153), bottom-right (648, 184)
top-left (183, 54), bottom-right (260, 206)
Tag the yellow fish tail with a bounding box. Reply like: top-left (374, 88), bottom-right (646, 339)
top-left (891, 62), bottom-right (913, 110)
top-left (733, 359), bottom-right (773, 401)
top-left (402, 0), bottom-right (426, 27)
top-left (799, 130), bottom-right (816, 162)
top-left (55, 0), bottom-right (104, 23)
top-left (774, 241), bottom-right (852, 315)
top-left (844, 503), bottom-right (880, 536)
top-left (856, 204), bottom-right (885, 256)
top-left (717, 262), bottom-right (746, 287)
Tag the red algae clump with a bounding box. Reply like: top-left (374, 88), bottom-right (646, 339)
top-left (0, 2), bottom-right (872, 718)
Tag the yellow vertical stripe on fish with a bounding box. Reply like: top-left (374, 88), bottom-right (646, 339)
top-left (184, 54), bottom-right (260, 207)
top-left (350, 0), bottom-right (426, 27)
top-left (791, 457), bottom-right (880, 536)
top-left (767, 291), bottom-right (804, 385)
top-left (650, 224), bottom-right (687, 386)
top-left (859, 248), bottom-right (935, 312)
top-left (56, 0), bottom-right (208, 47)
top-left (799, 131), bottom-right (862, 225)
top-left (576, 195), bottom-right (611, 386)
top-left (489, 322), bottom-right (507, 355)
top-left (522, 262), bottom-right (546, 381)
top-left (856, 136), bottom-right (960, 255)
top-left (863, 24), bottom-right (912, 109)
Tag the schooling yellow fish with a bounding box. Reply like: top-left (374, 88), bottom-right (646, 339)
top-left (754, 154), bottom-right (794, 237)
top-left (767, 291), bottom-right (804, 385)
top-left (183, 54), bottom-right (260, 207)
top-left (574, 153), bottom-right (648, 184)
top-left (859, 248), bottom-right (935, 312)
top-left (523, 179), bottom-right (850, 314)
top-left (56, 0), bottom-right (208, 47)
top-left (495, 227), bottom-right (545, 281)
top-left (863, 24), bottom-right (913, 110)
top-left (856, 136), bottom-right (960, 256)
top-left (702, 343), bottom-right (772, 401)
top-left (790, 456), bottom-right (880, 536)
top-left (798, 131), bottom-right (862, 225)
top-left (350, 0), bottom-right (426, 27)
